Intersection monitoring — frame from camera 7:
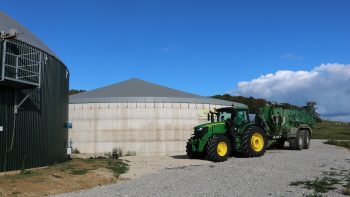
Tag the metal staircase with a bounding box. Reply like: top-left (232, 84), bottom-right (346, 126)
top-left (1, 39), bottom-right (42, 88)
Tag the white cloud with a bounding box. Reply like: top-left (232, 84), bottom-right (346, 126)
top-left (236, 63), bottom-right (350, 121)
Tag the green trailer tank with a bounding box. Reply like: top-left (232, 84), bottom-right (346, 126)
top-left (186, 104), bottom-right (315, 162)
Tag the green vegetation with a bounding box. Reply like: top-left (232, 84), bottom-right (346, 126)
top-left (107, 160), bottom-right (129, 175)
top-left (313, 121), bottom-right (350, 140)
top-left (5, 169), bottom-right (40, 180)
top-left (291, 169), bottom-right (350, 196)
top-left (305, 193), bottom-right (323, 197)
top-left (290, 177), bottom-right (338, 193)
top-left (70, 169), bottom-right (89, 175)
top-left (69, 89), bottom-right (86, 95)
top-left (51, 158), bottom-right (129, 177)
top-left (324, 140), bottom-right (350, 149)
top-left (0, 158), bottom-right (129, 196)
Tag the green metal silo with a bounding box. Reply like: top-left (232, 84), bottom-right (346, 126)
top-left (0, 12), bottom-right (69, 172)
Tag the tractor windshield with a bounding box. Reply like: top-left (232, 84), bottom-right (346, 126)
top-left (218, 111), bottom-right (232, 122)
top-left (209, 108), bottom-right (235, 123)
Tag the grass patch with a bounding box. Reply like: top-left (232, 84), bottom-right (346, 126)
top-left (324, 140), bottom-right (350, 149)
top-left (305, 193), bottom-right (323, 197)
top-left (0, 158), bottom-right (129, 197)
top-left (291, 168), bottom-right (350, 196)
top-left (313, 121), bottom-right (350, 140)
top-left (49, 158), bottom-right (129, 176)
top-left (290, 177), bottom-right (337, 193)
top-left (5, 170), bottom-right (40, 180)
top-left (107, 161), bottom-right (129, 175)
top-left (70, 169), bottom-right (89, 175)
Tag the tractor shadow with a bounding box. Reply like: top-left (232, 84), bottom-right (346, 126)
top-left (170, 154), bottom-right (210, 161)
top-left (268, 144), bottom-right (299, 151)
top-left (170, 155), bottom-right (188, 159)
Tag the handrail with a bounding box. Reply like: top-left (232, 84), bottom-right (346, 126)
top-left (0, 39), bottom-right (42, 87)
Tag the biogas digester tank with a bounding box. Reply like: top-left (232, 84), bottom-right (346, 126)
top-left (0, 12), bottom-right (69, 172)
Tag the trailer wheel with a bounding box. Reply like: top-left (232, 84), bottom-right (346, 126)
top-left (206, 135), bottom-right (231, 162)
top-left (242, 126), bottom-right (268, 157)
top-left (276, 140), bottom-right (285, 149)
top-left (288, 130), bottom-right (304, 150)
top-left (303, 130), bottom-right (310, 149)
top-left (186, 138), bottom-right (201, 159)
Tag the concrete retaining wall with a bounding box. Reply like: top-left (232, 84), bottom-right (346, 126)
top-left (69, 102), bottom-right (229, 156)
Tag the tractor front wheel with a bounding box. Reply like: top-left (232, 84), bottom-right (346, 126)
top-left (186, 138), bottom-right (201, 159)
top-left (206, 135), bottom-right (231, 162)
top-left (242, 126), bottom-right (268, 157)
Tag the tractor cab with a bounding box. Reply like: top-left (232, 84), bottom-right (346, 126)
top-left (208, 107), bottom-right (250, 128)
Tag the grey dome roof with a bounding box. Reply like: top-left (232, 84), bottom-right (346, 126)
top-left (0, 12), bottom-right (57, 58)
top-left (70, 78), bottom-right (244, 107)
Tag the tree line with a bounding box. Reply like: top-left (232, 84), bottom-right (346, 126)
top-left (69, 89), bottom-right (86, 95)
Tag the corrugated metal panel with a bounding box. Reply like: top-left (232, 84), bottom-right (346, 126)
top-left (0, 39), bottom-right (69, 172)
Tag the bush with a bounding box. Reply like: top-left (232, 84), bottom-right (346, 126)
top-left (107, 161), bottom-right (129, 176)
top-left (112, 147), bottom-right (123, 159)
top-left (324, 140), bottom-right (350, 149)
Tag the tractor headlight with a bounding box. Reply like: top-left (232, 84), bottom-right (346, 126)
top-left (196, 127), bottom-right (203, 132)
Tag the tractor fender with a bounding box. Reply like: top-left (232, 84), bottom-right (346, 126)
top-left (242, 124), bottom-right (267, 134)
top-left (288, 125), bottom-right (312, 138)
top-left (298, 124), bottom-right (312, 137)
top-left (289, 127), bottom-right (299, 138)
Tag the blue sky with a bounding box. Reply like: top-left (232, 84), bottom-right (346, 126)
top-left (2, 0), bottom-right (350, 97)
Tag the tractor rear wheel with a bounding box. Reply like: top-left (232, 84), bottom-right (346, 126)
top-left (288, 130), bottom-right (304, 150)
top-left (206, 135), bottom-right (231, 162)
top-left (242, 126), bottom-right (268, 157)
top-left (303, 130), bottom-right (310, 149)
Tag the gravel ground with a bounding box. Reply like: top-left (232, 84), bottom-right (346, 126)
top-left (57, 140), bottom-right (350, 197)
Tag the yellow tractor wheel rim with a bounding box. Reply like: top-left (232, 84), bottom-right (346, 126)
top-left (217, 142), bottom-right (228, 156)
top-left (251, 133), bottom-right (264, 152)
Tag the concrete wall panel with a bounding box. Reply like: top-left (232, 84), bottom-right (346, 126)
top-left (69, 102), bottom-right (229, 155)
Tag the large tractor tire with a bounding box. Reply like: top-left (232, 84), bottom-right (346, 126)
top-left (242, 126), bottom-right (268, 157)
top-left (206, 135), bottom-right (231, 162)
top-left (186, 138), bottom-right (201, 159)
top-left (303, 130), bottom-right (311, 149)
top-left (288, 130), bottom-right (304, 150)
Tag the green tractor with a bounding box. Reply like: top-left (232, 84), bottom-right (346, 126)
top-left (186, 103), bottom-right (315, 162)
